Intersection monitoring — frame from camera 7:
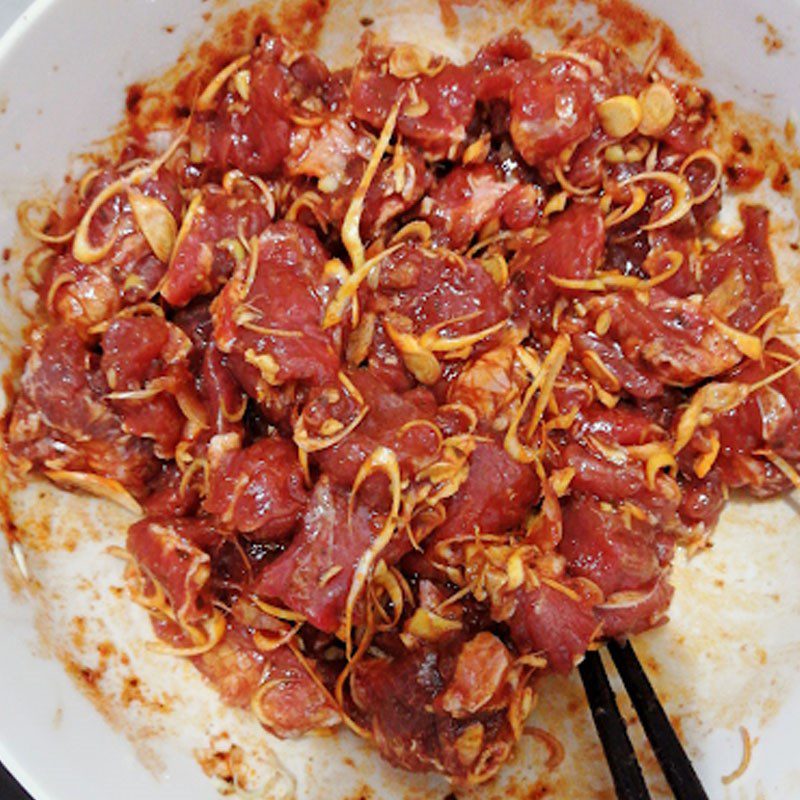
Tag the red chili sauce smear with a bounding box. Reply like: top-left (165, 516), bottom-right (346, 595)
top-left (5, 29), bottom-right (800, 786)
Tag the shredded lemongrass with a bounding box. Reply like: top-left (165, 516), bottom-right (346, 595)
top-left (390, 219), bottom-right (432, 245)
top-left (438, 402), bottom-right (479, 434)
top-left (340, 94), bottom-right (405, 274)
top-left (72, 179), bottom-right (125, 263)
top-left (294, 402), bottom-right (370, 452)
top-left (221, 169), bottom-right (276, 217)
top-left (384, 321), bottom-right (442, 385)
top-left (404, 607), bottom-right (462, 640)
top-left (645, 450), bottom-right (678, 488)
top-left (371, 560), bottom-right (405, 629)
top-left (237, 320), bottom-right (304, 338)
top-left (604, 185), bottom-right (647, 228)
top-left (108, 547), bottom-right (171, 615)
top-left (10, 541), bottom-right (29, 582)
top-left (221, 395), bottom-right (248, 425)
top-left (756, 450), bottom-right (800, 490)
top-left (582, 351), bottom-right (622, 392)
top-left (44, 470), bottom-right (142, 514)
top-left (419, 317), bottom-right (507, 354)
top-left (147, 610), bottom-right (226, 657)
top-left (694, 431), bottom-right (721, 478)
top-left (319, 564), bottom-right (344, 587)
top-left (323, 243), bottom-right (404, 328)
top-left (748, 304), bottom-right (788, 335)
top-left (679, 148), bottom-right (723, 206)
top-left (747, 358), bottom-right (800, 393)
top-left (525, 726), bottom-right (565, 770)
top-left (619, 170), bottom-right (693, 230)
top-left (285, 190), bottom-right (327, 229)
top-left (106, 385), bottom-right (164, 401)
top-left (179, 457), bottom-right (210, 498)
top-left (504, 335), bottom-right (570, 463)
top-left (337, 371), bottom-right (365, 405)
top-left (524, 336), bottom-right (571, 439)
top-left (238, 236), bottom-right (260, 298)
top-left (721, 726), bottom-right (752, 785)
top-left (343, 447), bottom-right (401, 660)
top-left (196, 55), bottom-right (251, 111)
top-left (73, 124), bottom-right (188, 264)
top-left (87, 300), bottom-right (165, 336)
top-left (332, 618), bottom-right (377, 739)
top-left (23, 246), bottom-right (56, 287)
top-left (469, 225), bottom-right (548, 258)
top-left (46, 272), bottom-right (77, 311)
top-left (77, 167), bottom-right (104, 200)
top-left (550, 252), bottom-right (683, 291)
top-left (166, 191), bottom-right (203, 266)
top-left (553, 160), bottom-right (599, 196)
top-left (251, 596), bottom-right (307, 623)
top-left (252, 622), bottom-right (302, 653)
top-left (710, 316), bottom-right (763, 360)
top-left (388, 43), bottom-right (443, 78)
top-left (397, 419), bottom-right (444, 455)
top-left (596, 585), bottom-right (661, 609)
top-left (672, 383), bottom-right (751, 454)
top-left (18, 199), bottom-right (75, 244)
top-left (288, 111), bottom-right (325, 127)
top-left (540, 48), bottom-right (604, 76)
top-left (543, 192), bottom-right (569, 216)
top-left (286, 639), bottom-right (346, 726)
top-left (541, 578), bottom-right (581, 602)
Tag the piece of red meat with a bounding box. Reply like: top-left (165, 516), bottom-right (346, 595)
top-left (423, 164), bottom-right (518, 250)
top-left (204, 437), bottom-right (308, 539)
top-left (254, 478), bottom-right (383, 633)
top-left (40, 166), bottom-right (182, 336)
top-left (311, 370), bottom-right (439, 499)
top-left (351, 42), bottom-right (476, 158)
top-left (681, 340), bottom-right (800, 496)
top-left (250, 644), bottom-right (340, 737)
top-left (351, 637), bottom-right (519, 782)
top-left (101, 315), bottom-right (199, 457)
top-left (7, 324), bottom-right (157, 495)
top-left (596, 573), bottom-right (675, 639)
top-left (559, 494), bottom-right (664, 595)
top-left (161, 187), bottom-right (272, 307)
top-left (509, 58), bottom-right (597, 167)
top-left (373, 242), bottom-right (508, 336)
top-left (699, 205), bottom-right (780, 331)
top-left (510, 202), bottom-right (605, 328)
top-left (585, 289), bottom-right (743, 387)
top-left (191, 624), bottom-right (340, 737)
top-left (432, 440), bottom-right (540, 543)
top-left (127, 515), bottom-right (221, 624)
top-left (508, 582), bottom-right (598, 674)
top-left (192, 37), bottom-right (293, 175)
top-left (199, 344), bottom-right (247, 437)
top-left (211, 221), bottom-right (340, 390)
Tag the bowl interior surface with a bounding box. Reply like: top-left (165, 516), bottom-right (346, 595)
top-left (1, 2), bottom-right (799, 799)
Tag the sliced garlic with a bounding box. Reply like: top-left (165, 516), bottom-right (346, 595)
top-left (128, 189), bottom-right (177, 262)
top-left (638, 83), bottom-right (677, 137)
top-left (597, 95), bottom-right (642, 138)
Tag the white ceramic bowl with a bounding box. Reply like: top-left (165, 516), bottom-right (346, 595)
top-left (1, 2), bottom-right (800, 799)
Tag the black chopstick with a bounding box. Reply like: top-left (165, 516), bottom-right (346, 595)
top-left (578, 649), bottom-right (652, 799)
top-left (0, 761), bottom-right (32, 800)
top-left (608, 640), bottom-right (709, 800)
